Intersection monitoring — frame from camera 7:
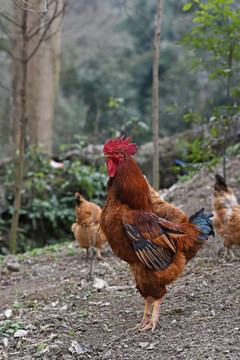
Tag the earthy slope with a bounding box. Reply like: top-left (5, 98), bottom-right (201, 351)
top-left (0, 155), bottom-right (240, 359)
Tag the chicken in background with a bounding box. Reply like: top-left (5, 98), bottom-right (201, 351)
top-left (212, 174), bottom-right (240, 260)
top-left (100, 136), bottom-right (214, 332)
top-left (71, 193), bottom-right (107, 259)
top-left (144, 176), bottom-right (188, 223)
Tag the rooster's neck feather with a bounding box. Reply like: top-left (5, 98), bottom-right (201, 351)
top-left (112, 155), bottom-right (152, 210)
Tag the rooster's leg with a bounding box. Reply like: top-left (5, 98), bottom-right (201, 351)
top-left (140, 297), bottom-right (163, 333)
top-left (96, 248), bottom-right (102, 260)
top-left (127, 297), bottom-right (153, 332)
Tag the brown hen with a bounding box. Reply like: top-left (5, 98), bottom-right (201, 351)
top-left (72, 193), bottom-right (107, 259)
top-left (145, 176), bottom-right (188, 223)
top-left (212, 174), bottom-right (240, 260)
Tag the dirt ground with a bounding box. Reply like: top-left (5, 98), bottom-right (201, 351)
top-left (0, 155), bottom-right (240, 359)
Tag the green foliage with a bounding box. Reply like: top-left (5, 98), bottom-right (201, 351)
top-left (0, 320), bottom-right (23, 338)
top-left (79, 311), bottom-right (88, 318)
top-left (37, 344), bottom-right (48, 351)
top-left (54, 0), bottom-right (210, 145)
top-left (182, 0), bottom-right (240, 103)
top-left (0, 143), bottom-right (108, 253)
top-left (226, 142), bottom-right (240, 155)
top-left (67, 247), bottom-right (76, 256)
top-left (186, 138), bottom-right (221, 168)
top-left (178, 173), bottom-right (194, 183)
top-left (175, 0), bottom-right (240, 173)
top-left (108, 97), bottom-right (149, 140)
top-left (13, 302), bottom-right (21, 310)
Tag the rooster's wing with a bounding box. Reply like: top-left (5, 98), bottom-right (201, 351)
top-left (122, 210), bottom-right (192, 271)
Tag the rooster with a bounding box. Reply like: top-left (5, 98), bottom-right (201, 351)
top-left (72, 193), bottom-right (107, 259)
top-left (100, 136), bottom-right (214, 332)
top-left (212, 174), bottom-right (240, 260)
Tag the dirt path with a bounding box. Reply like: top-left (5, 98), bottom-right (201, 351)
top-left (0, 156), bottom-right (240, 359)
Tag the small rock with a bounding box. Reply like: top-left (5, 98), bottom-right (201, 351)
top-left (147, 343), bottom-right (157, 350)
top-left (37, 265), bottom-right (52, 274)
top-left (7, 262), bottom-right (20, 272)
top-left (99, 302), bottom-right (110, 307)
top-left (139, 342), bottom-right (149, 348)
top-left (5, 309), bottom-right (12, 318)
top-left (93, 278), bottom-right (108, 290)
top-left (103, 324), bottom-right (112, 332)
top-left (68, 341), bottom-right (88, 354)
top-left (171, 319), bottom-right (177, 325)
top-left (3, 338), bottom-right (8, 347)
top-left (14, 329), bottom-right (28, 337)
top-left (104, 350), bottom-right (112, 357)
top-left (51, 301), bottom-right (59, 307)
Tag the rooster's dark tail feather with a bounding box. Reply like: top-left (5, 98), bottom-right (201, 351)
top-left (189, 208), bottom-right (215, 241)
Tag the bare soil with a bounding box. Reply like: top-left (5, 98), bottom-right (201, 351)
top-left (1, 155), bottom-right (240, 359)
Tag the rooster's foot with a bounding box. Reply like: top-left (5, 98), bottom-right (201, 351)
top-left (127, 318), bottom-right (151, 332)
top-left (224, 248), bottom-right (238, 262)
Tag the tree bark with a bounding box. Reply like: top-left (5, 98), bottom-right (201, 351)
top-left (9, 8), bottom-right (28, 254)
top-left (9, 6), bottom-right (23, 156)
top-left (152, 0), bottom-right (163, 190)
top-left (28, 0), bottom-right (63, 155)
top-left (8, 0), bottom-right (64, 253)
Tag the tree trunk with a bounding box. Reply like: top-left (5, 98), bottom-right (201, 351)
top-left (152, 0), bottom-right (163, 190)
top-left (8, 1), bottom-right (63, 253)
top-left (28, 0), bottom-right (63, 155)
top-left (9, 6), bottom-right (23, 156)
top-left (9, 9), bottom-right (28, 254)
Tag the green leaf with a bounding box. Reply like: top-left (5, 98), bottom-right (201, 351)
top-left (183, 3), bottom-right (193, 11)
top-left (211, 128), bottom-right (217, 137)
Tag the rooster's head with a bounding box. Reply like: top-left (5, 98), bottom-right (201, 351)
top-left (103, 135), bottom-right (138, 177)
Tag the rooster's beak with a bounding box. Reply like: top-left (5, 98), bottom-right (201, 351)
top-left (103, 155), bottom-right (110, 158)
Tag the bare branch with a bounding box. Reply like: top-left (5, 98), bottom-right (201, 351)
top-left (0, 81), bottom-right (11, 93)
top-left (0, 44), bottom-right (24, 62)
top-left (0, 10), bottom-right (22, 27)
top-left (40, 14), bottom-right (63, 42)
top-left (134, 8), bottom-right (153, 24)
top-left (27, 3), bottom-right (64, 40)
top-left (12, 0), bottom-right (48, 14)
top-left (121, 0), bottom-right (154, 49)
top-left (25, 2), bottom-right (65, 61)
top-left (0, 1), bottom-right (64, 62)
top-left (0, 18), bottom-right (11, 39)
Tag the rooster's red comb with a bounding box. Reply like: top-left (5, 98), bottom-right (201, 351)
top-left (103, 136), bottom-right (138, 155)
